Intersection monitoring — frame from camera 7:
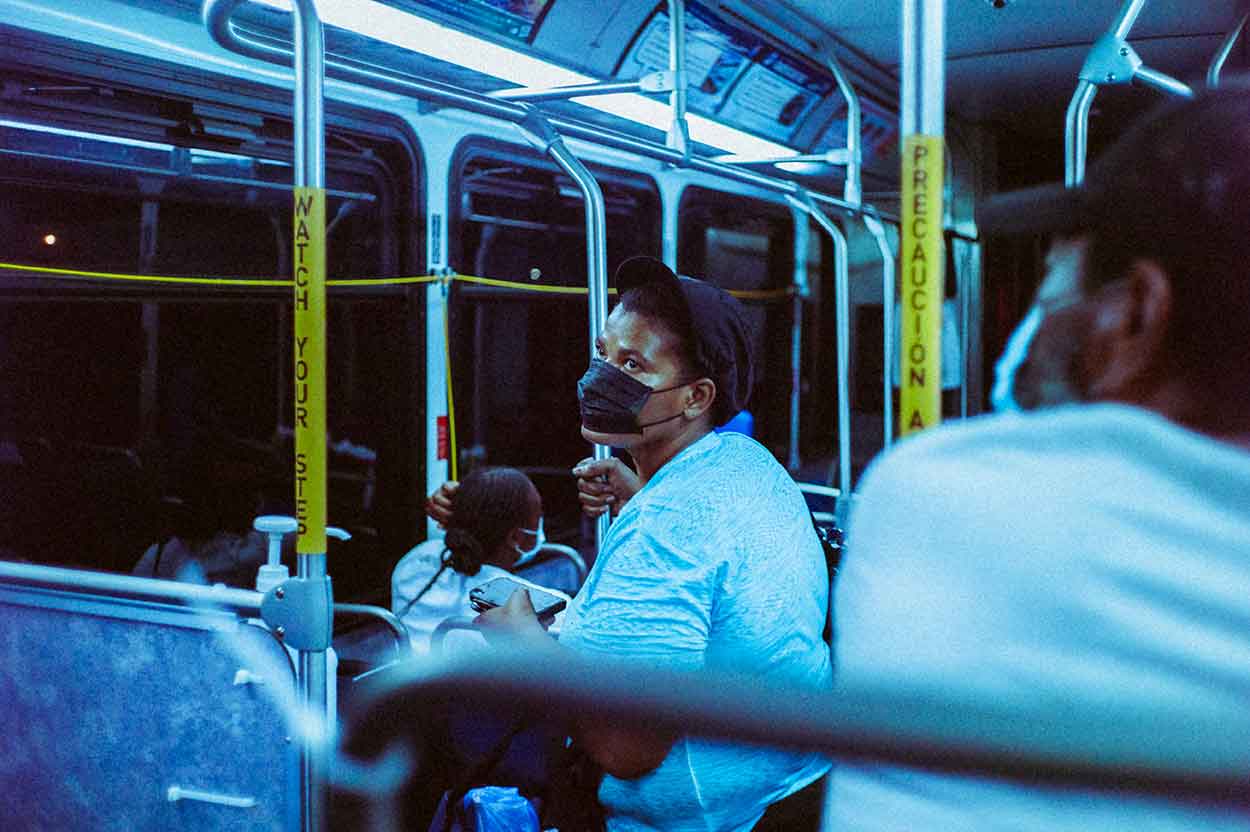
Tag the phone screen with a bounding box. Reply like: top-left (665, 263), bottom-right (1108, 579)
top-left (470, 577), bottom-right (567, 618)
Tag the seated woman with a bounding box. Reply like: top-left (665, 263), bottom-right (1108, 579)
top-left (391, 465), bottom-right (543, 652)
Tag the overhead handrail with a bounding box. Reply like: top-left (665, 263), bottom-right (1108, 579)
top-left (1064, 0), bottom-right (1194, 186)
top-left (201, 0), bottom-right (978, 241)
top-left (343, 650), bottom-right (1250, 807)
top-left (1208, 12), bottom-right (1249, 88)
top-left (487, 72), bottom-right (674, 103)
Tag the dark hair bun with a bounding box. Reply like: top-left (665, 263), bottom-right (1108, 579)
top-left (442, 527), bottom-right (484, 576)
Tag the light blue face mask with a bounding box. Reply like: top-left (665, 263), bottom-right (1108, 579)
top-left (513, 516), bottom-right (545, 566)
top-left (990, 305), bottom-right (1043, 413)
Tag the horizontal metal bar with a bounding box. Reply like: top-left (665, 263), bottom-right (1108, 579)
top-left (348, 649), bottom-right (1250, 801)
top-left (489, 79), bottom-right (656, 103)
top-left (713, 150), bottom-right (853, 166)
top-left (0, 559), bottom-right (264, 616)
top-left (0, 148), bottom-right (377, 201)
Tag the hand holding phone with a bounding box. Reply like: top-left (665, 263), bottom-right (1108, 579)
top-left (470, 576), bottom-right (568, 621)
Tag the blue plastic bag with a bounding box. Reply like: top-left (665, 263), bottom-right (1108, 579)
top-left (429, 785), bottom-right (540, 832)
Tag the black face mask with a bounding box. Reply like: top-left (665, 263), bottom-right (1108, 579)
top-left (577, 359), bottom-right (690, 435)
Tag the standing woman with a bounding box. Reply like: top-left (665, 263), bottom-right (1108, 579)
top-left (392, 465), bottom-right (543, 651)
top-left (479, 257), bottom-right (831, 832)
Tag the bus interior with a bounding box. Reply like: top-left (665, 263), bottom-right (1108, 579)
top-left (2, 0), bottom-right (1248, 829)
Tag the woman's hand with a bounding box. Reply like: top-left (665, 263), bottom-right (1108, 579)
top-left (474, 589), bottom-right (551, 646)
top-left (573, 457), bottom-right (640, 518)
top-left (425, 480), bottom-right (458, 527)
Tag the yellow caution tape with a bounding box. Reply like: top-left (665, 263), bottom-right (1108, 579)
top-left (0, 261), bottom-right (292, 287)
top-left (899, 134), bottom-right (945, 438)
top-left (452, 273), bottom-right (598, 295)
top-left (293, 188), bottom-right (327, 555)
top-left (0, 261), bottom-right (795, 301)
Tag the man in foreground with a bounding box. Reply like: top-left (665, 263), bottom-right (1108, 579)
top-left (824, 86), bottom-right (1250, 829)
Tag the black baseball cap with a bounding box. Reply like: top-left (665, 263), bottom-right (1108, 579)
top-left (614, 256), bottom-right (755, 418)
top-left (977, 83), bottom-right (1250, 243)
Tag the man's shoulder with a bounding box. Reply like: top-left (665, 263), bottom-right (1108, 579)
top-left (863, 406), bottom-right (1126, 482)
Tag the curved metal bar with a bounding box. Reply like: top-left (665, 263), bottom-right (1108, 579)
top-left (791, 192), bottom-right (851, 495)
top-left (0, 559), bottom-right (264, 616)
top-left (1208, 12), bottom-right (1249, 88)
top-left (1064, 79), bottom-right (1097, 186)
top-left (515, 109), bottom-right (611, 550)
top-left (428, 615), bottom-right (477, 655)
top-left (1065, 0), bottom-right (1147, 186)
top-left (334, 602), bottom-right (409, 648)
top-left (345, 649), bottom-right (1250, 801)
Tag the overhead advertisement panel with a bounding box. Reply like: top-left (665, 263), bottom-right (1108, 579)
top-left (813, 95), bottom-right (900, 165)
top-left (615, 2), bottom-right (834, 145)
top-left (616, 3), bottom-right (757, 112)
top-left (716, 52), bottom-right (833, 142)
top-left (418, 0), bottom-right (554, 42)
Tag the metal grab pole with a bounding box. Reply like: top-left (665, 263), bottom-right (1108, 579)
top-left (788, 217), bottom-right (811, 473)
top-left (1064, 80), bottom-right (1096, 187)
top-left (516, 110), bottom-right (610, 549)
top-left (290, 2), bottom-right (329, 830)
top-left (899, 0), bottom-right (945, 438)
top-left (791, 193), bottom-right (851, 496)
top-left (862, 213), bottom-right (896, 449)
top-left (824, 52), bottom-right (862, 207)
top-left (667, 0), bottom-right (691, 156)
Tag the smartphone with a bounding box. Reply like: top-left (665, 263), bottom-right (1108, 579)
top-left (469, 576), bottom-right (567, 619)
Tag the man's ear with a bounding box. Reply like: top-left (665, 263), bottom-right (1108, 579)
top-left (1084, 259), bottom-right (1172, 401)
top-left (683, 378), bottom-right (717, 420)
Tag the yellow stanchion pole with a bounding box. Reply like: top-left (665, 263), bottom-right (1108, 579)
top-left (899, 0), bottom-right (945, 437)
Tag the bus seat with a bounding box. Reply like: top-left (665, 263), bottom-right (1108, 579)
top-left (513, 543), bottom-right (587, 597)
top-left (0, 564), bottom-right (299, 830)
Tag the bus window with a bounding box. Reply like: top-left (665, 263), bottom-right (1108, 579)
top-left (0, 101), bottom-right (421, 599)
top-left (677, 188), bottom-right (794, 460)
top-left (449, 146), bottom-right (660, 543)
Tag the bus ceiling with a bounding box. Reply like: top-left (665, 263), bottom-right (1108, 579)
top-left (174, 0), bottom-right (1244, 185)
